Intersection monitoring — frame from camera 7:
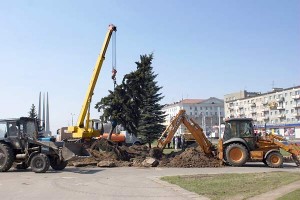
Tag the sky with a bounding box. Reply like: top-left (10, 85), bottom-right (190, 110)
top-left (0, 0), bottom-right (299, 133)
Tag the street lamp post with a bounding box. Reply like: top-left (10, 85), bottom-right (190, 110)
top-left (218, 107), bottom-right (221, 138)
top-left (71, 113), bottom-right (75, 126)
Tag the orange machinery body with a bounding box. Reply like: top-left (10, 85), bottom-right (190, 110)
top-left (98, 133), bottom-right (125, 143)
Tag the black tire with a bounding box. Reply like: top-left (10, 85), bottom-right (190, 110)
top-left (14, 162), bottom-right (29, 170)
top-left (266, 152), bottom-right (283, 168)
top-left (225, 143), bottom-right (249, 167)
top-left (30, 153), bottom-right (50, 173)
top-left (0, 143), bottom-right (15, 172)
top-left (49, 156), bottom-right (68, 170)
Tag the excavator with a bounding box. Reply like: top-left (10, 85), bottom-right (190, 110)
top-left (157, 109), bottom-right (300, 168)
top-left (67, 24), bottom-right (117, 141)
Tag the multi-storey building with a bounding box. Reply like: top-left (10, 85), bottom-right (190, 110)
top-left (224, 86), bottom-right (300, 138)
top-left (163, 97), bottom-right (224, 137)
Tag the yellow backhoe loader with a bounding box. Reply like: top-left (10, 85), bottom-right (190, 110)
top-left (158, 109), bottom-right (300, 168)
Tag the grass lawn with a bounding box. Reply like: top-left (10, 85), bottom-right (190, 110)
top-left (161, 172), bottom-right (300, 200)
top-left (278, 189), bottom-right (300, 200)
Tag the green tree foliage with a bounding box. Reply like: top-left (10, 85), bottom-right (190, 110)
top-left (95, 54), bottom-right (166, 146)
top-left (28, 104), bottom-right (38, 119)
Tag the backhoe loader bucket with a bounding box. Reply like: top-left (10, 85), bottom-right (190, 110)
top-left (61, 143), bottom-right (91, 161)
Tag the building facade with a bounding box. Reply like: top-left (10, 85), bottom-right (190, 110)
top-left (163, 97), bottom-right (224, 137)
top-left (224, 86), bottom-right (300, 139)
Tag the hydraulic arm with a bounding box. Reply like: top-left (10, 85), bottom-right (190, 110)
top-left (157, 110), bottom-right (214, 156)
top-left (68, 24), bottom-right (117, 139)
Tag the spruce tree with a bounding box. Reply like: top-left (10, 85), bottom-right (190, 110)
top-left (28, 104), bottom-right (38, 119)
top-left (134, 54), bottom-right (166, 147)
top-left (95, 54), bottom-right (166, 146)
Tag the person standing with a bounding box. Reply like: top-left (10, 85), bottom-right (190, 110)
top-left (174, 136), bottom-right (178, 151)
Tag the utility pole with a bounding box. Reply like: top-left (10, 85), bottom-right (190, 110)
top-left (71, 113), bottom-right (75, 126)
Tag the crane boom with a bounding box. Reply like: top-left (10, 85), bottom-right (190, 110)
top-left (68, 24), bottom-right (117, 139)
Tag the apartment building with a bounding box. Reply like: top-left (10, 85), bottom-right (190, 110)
top-left (163, 97), bottom-right (224, 137)
top-left (224, 86), bottom-right (300, 139)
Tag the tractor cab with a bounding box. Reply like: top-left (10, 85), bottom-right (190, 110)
top-left (223, 118), bottom-right (256, 150)
top-left (0, 117), bottom-right (38, 145)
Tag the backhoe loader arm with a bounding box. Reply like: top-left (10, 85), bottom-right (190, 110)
top-left (157, 110), bottom-right (186, 148)
top-left (182, 117), bottom-right (214, 156)
top-left (157, 110), bottom-right (214, 156)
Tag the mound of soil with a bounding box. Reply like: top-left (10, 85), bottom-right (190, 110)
top-left (70, 138), bottom-right (222, 168)
top-left (159, 146), bottom-right (221, 168)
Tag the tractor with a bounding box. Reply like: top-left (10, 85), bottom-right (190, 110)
top-left (0, 117), bottom-right (90, 173)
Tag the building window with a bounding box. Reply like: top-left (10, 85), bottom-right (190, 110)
top-left (291, 109), bottom-right (294, 113)
top-left (190, 112), bottom-right (192, 115)
top-left (275, 111), bottom-right (277, 115)
top-left (190, 107), bottom-right (192, 110)
top-left (285, 110), bottom-right (289, 114)
top-left (206, 112), bottom-right (208, 116)
top-left (200, 107), bottom-right (202, 110)
top-left (285, 93), bottom-right (287, 97)
top-left (290, 101), bottom-right (293, 105)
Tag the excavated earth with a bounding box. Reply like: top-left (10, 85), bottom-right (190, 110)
top-left (69, 138), bottom-right (223, 168)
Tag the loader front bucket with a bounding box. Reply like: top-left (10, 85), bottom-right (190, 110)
top-left (61, 143), bottom-right (91, 161)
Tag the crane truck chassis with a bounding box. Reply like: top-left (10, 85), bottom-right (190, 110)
top-left (157, 110), bottom-right (300, 168)
top-left (0, 117), bottom-right (90, 173)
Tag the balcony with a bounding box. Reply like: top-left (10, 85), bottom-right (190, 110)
top-left (262, 116), bottom-right (269, 120)
top-left (262, 101), bottom-right (268, 106)
top-left (262, 108), bottom-right (269, 112)
top-left (250, 110), bottom-right (256, 114)
top-left (278, 114), bottom-right (286, 118)
top-left (293, 113), bottom-right (300, 117)
top-left (292, 94), bottom-right (300, 99)
top-left (251, 103), bottom-right (256, 107)
top-left (238, 105), bottom-right (244, 109)
top-left (277, 106), bottom-right (285, 110)
top-left (293, 104), bottom-right (300, 108)
top-left (276, 97), bottom-right (285, 102)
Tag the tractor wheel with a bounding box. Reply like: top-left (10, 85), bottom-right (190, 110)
top-left (0, 143), bottom-right (15, 172)
top-left (266, 152), bottom-right (283, 168)
top-left (49, 156), bottom-right (68, 170)
top-left (225, 143), bottom-right (249, 167)
top-left (14, 162), bottom-right (29, 170)
top-left (30, 153), bottom-right (50, 173)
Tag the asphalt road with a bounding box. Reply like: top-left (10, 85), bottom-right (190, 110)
top-left (1, 163), bottom-right (299, 200)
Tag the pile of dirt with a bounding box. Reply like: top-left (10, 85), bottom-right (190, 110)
top-left (70, 138), bottom-right (222, 168)
top-left (158, 146), bottom-right (221, 168)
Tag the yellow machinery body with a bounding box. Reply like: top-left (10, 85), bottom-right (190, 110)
top-left (67, 24), bottom-right (117, 139)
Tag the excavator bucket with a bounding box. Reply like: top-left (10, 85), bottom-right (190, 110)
top-left (61, 143), bottom-right (91, 161)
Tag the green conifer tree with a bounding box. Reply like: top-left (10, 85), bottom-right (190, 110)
top-left (95, 54), bottom-right (166, 146)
